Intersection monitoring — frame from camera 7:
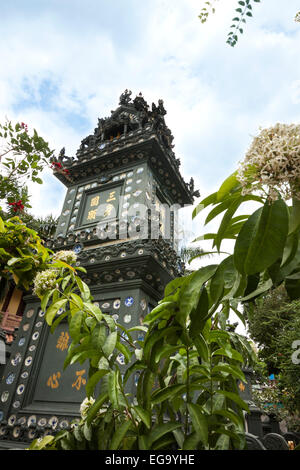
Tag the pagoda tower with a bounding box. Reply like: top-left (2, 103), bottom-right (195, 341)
top-left (0, 90), bottom-right (198, 448)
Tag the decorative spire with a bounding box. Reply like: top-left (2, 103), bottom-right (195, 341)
top-left (119, 89), bottom-right (132, 105)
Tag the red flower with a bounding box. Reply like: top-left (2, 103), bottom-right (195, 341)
top-left (9, 200), bottom-right (24, 212)
top-left (63, 169), bottom-right (70, 175)
top-left (20, 122), bottom-right (28, 132)
top-left (51, 162), bottom-right (63, 169)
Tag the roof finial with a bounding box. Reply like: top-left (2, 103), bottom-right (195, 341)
top-left (119, 89), bottom-right (132, 105)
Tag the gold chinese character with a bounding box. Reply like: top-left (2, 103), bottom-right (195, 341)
top-left (238, 381), bottom-right (246, 392)
top-left (90, 196), bottom-right (100, 207)
top-left (56, 331), bottom-right (69, 351)
top-left (47, 372), bottom-right (61, 389)
top-left (103, 204), bottom-right (114, 218)
top-left (106, 191), bottom-right (116, 203)
top-left (87, 210), bottom-right (97, 220)
top-left (72, 369), bottom-right (86, 391)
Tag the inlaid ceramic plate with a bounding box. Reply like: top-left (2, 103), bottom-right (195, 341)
top-left (6, 373), bottom-right (15, 385)
top-left (26, 309), bottom-right (34, 318)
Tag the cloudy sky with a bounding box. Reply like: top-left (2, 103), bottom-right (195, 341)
top-left (1, 0), bottom-right (300, 242)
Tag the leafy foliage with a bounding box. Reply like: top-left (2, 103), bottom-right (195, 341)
top-left (198, 1), bottom-right (219, 24)
top-left (198, 1), bottom-right (300, 48)
top-left (0, 120), bottom-right (54, 212)
top-left (245, 286), bottom-right (294, 372)
top-left (246, 287), bottom-right (300, 417)
top-left (26, 255), bottom-right (255, 450)
top-left (227, 0), bottom-right (261, 47)
top-left (2, 117), bottom-right (300, 449)
top-left (0, 215), bottom-right (51, 290)
top-left (22, 151), bottom-right (300, 450)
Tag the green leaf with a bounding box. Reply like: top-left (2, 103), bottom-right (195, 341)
top-left (45, 298), bottom-right (68, 326)
top-left (123, 361), bottom-right (147, 385)
top-left (86, 392), bottom-right (108, 425)
top-left (216, 171), bottom-right (239, 202)
top-left (172, 429), bottom-right (184, 448)
top-left (69, 311), bottom-right (83, 342)
top-left (138, 435), bottom-right (149, 450)
top-left (41, 289), bottom-right (55, 312)
top-left (204, 197), bottom-right (236, 225)
top-left (28, 435), bottom-right (55, 450)
top-left (212, 346), bottom-right (244, 363)
top-left (178, 265), bottom-right (218, 325)
top-left (188, 251), bottom-right (229, 264)
top-left (0, 217), bottom-right (5, 233)
top-left (61, 274), bottom-right (71, 291)
top-left (7, 257), bottom-right (22, 266)
top-left (139, 370), bottom-right (155, 410)
top-left (193, 334), bottom-right (209, 362)
top-left (214, 198), bottom-right (243, 251)
top-left (182, 431), bottom-right (201, 450)
top-left (164, 275), bottom-right (189, 297)
top-left (143, 326), bottom-right (180, 361)
top-left (70, 293), bottom-right (84, 310)
top-left (51, 259), bottom-right (75, 271)
top-left (210, 256), bottom-right (236, 304)
top-left (187, 403), bottom-right (208, 446)
top-left (289, 198), bottom-right (300, 235)
top-left (86, 370), bottom-right (109, 398)
top-left (147, 422), bottom-right (182, 447)
top-left (83, 422), bottom-right (93, 441)
top-left (212, 364), bottom-right (246, 382)
top-left (213, 409), bottom-right (245, 429)
top-left (281, 232), bottom-right (299, 267)
top-left (102, 313), bottom-right (116, 332)
top-left (85, 316), bottom-right (97, 330)
top-left (189, 287), bottom-right (209, 337)
top-left (102, 330), bottom-right (118, 357)
top-left (240, 278), bottom-right (273, 301)
top-left (83, 302), bottom-right (102, 322)
top-left (108, 370), bottom-right (121, 409)
top-left (215, 434), bottom-right (230, 450)
top-left (50, 310), bottom-right (68, 334)
top-left (151, 384), bottom-right (186, 405)
top-left (133, 406), bottom-right (151, 429)
top-left (192, 192), bottom-right (217, 219)
top-left (234, 199), bottom-right (289, 275)
top-left (143, 301), bottom-right (176, 324)
top-left (115, 340), bottom-right (131, 363)
top-left (152, 434), bottom-right (176, 450)
top-left (75, 276), bottom-right (91, 301)
top-left (91, 324), bottom-right (107, 350)
top-left (216, 390), bottom-right (250, 412)
top-left (109, 420), bottom-right (132, 450)
top-left (73, 425), bottom-right (84, 442)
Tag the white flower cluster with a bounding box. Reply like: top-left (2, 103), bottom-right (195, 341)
top-left (33, 269), bottom-right (58, 298)
top-left (52, 250), bottom-right (77, 265)
top-left (237, 123), bottom-right (300, 201)
top-left (80, 397), bottom-right (95, 418)
top-left (295, 11), bottom-right (300, 23)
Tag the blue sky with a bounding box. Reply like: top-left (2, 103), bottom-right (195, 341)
top-left (1, 0), bottom-right (300, 233)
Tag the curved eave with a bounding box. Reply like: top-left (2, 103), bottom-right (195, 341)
top-left (52, 136), bottom-right (194, 205)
